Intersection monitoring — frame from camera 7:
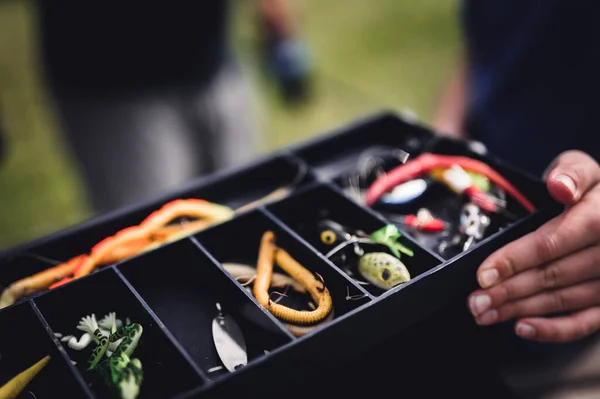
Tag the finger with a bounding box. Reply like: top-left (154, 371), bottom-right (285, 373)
top-left (474, 280), bottom-right (600, 326)
top-left (476, 189), bottom-right (600, 288)
top-left (468, 244), bottom-right (600, 316)
top-left (544, 150), bottom-right (600, 205)
top-left (514, 306), bottom-right (600, 342)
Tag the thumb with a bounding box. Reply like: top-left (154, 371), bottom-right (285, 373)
top-left (543, 150), bottom-right (600, 205)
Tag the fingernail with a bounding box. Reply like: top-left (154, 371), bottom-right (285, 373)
top-left (469, 294), bottom-right (491, 315)
top-left (479, 269), bottom-right (499, 288)
top-left (516, 323), bottom-right (536, 339)
top-left (542, 157), bottom-right (559, 181)
top-left (477, 309), bottom-right (498, 325)
top-left (554, 174), bottom-right (577, 198)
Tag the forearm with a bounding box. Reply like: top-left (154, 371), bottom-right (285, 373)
top-left (432, 54), bottom-right (468, 139)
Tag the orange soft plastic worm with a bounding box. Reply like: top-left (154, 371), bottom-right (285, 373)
top-left (0, 255), bottom-right (86, 308)
top-left (47, 220), bottom-right (215, 291)
top-left (74, 199), bottom-right (234, 278)
top-left (0, 199), bottom-right (234, 309)
top-left (253, 231), bottom-right (333, 336)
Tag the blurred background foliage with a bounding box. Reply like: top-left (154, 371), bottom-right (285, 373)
top-left (0, 0), bottom-right (461, 250)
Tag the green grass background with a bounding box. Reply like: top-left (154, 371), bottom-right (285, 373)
top-left (0, 0), bottom-right (461, 250)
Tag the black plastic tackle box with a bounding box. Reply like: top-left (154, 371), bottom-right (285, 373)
top-left (0, 111), bottom-right (562, 398)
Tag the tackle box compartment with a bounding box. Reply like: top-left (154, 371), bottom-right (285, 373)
top-left (0, 110), bottom-right (562, 398)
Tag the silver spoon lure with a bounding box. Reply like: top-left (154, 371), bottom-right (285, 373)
top-left (212, 302), bottom-right (248, 373)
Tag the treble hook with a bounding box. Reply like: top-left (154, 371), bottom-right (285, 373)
top-left (345, 286), bottom-right (368, 301)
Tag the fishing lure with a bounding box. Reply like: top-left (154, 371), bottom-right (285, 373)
top-left (467, 171), bottom-right (491, 193)
top-left (222, 262), bottom-right (333, 335)
top-left (254, 231), bottom-right (334, 337)
top-left (99, 324), bottom-right (144, 399)
top-left (429, 167), bottom-right (491, 193)
top-left (317, 220), bottom-right (412, 290)
top-left (317, 219), bottom-right (413, 260)
top-left (0, 355), bottom-right (51, 399)
top-left (437, 203), bottom-right (492, 254)
top-left (358, 252), bottom-right (411, 290)
top-left (365, 153), bottom-right (535, 213)
top-left (316, 219), bottom-right (369, 255)
top-left (392, 208), bottom-right (447, 233)
top-left (60, 312), bottom-right (124, 353)
top-left (379, 179), bottom-right (427, 205)
top-left (212, 303), bottom-right (247, 372)
top-left (0, 199), bottom-right (234, 309)
top-left (368, 224), bottom-right (414, 258)
top-left (64, 313), bottom-right (144, 399)
top-left (72, 199), bottom-right (234, 280)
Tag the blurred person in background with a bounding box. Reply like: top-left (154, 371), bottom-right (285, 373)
top-left (432, 1), bottom-right (600, 398)
top-left (34, 0), bottom-right (312, 214)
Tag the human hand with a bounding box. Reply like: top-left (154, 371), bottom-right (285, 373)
top-left (268, 37), bottom-right (313, 103)
top-left (467, 150), bottom-right (600, 342)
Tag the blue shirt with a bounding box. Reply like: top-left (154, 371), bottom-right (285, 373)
top-left (462, 0), bottom-right (600, 177)
top-left (462, 1), bottom-right (600, 385)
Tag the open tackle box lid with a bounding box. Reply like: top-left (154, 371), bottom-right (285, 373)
top-left (0, 110), bottom-right (562, 398)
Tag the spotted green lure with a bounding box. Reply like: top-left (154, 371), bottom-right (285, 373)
top-left (74, 313), bottom-right (144, 399)
top-left (358, 252), bottom-right (411, 290)
top-left (317, 219), bottom-right (412, 291)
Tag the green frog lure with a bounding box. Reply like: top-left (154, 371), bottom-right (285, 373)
top-left (317, 220), bottom-right (413, 291)
top-left (60, 312), bottom-right (144, 399)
